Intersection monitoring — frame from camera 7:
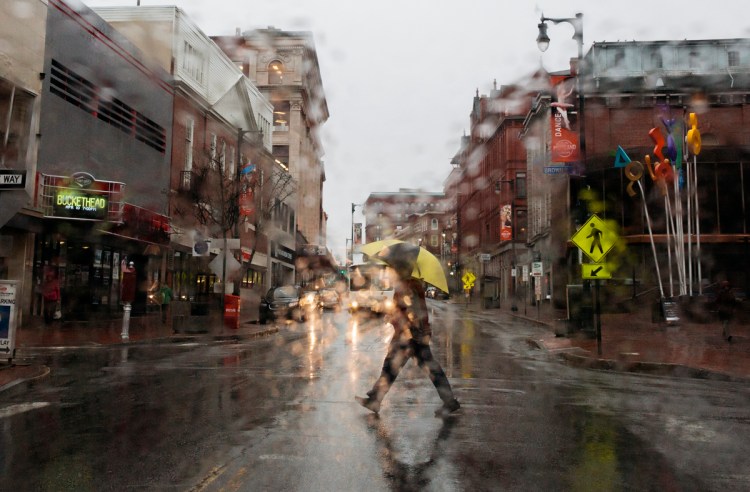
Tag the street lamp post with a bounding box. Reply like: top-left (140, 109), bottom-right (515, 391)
top-left (536, 12), bottom-right (586, 166)
top-left (537, 13), bottom-right (589, 327)
top-left (496, 178), bottom-right (518, 311)
top-left (350, 203), bottom-right (363, 263)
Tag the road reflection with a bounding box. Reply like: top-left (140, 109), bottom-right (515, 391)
top-left (364, 413), bottom-right (459, 489)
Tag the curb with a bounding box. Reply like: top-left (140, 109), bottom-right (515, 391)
top-left (0, 364), bottom-right (51, 393)
top-left (526, 337), bottom-right (750, 383)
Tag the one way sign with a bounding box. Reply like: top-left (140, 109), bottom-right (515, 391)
top-left (0, 170), bottom-right (26, 189)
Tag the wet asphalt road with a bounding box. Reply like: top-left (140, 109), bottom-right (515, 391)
top-left (2, 301), bottom-right (749, 491)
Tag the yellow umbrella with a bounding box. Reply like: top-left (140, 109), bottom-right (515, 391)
top-left (360, 239), bottom-right (449, 293)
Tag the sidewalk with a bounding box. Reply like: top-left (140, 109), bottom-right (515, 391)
top-left (1, 315), bottom-right (279, 392)
top-left (457, 296), bottom-right (750, 382)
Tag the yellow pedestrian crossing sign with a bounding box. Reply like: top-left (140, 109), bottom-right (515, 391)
top-left (461, 272), bottom-right (476, 289)
top-left (571, 214), bottom-right (618, 263)
top-left (582, 263), bottom-right (612, 279)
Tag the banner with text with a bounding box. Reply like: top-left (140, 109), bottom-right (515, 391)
top-left (550, 75), bottom-right (580, 163)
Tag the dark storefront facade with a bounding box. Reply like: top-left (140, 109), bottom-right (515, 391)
top-left (13, 0), bottom-right (174, 324)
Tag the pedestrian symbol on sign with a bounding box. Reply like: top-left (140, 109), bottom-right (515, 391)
top-left (571, 214), bottom-right (618, 263)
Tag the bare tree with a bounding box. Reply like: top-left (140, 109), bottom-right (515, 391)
top-left (180, 140), bottom-right (296, 292)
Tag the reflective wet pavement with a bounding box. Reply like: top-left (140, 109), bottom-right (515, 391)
top-left (1, 304), bottom-right (748, 490)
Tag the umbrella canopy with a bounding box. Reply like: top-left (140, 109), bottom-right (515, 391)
top-left (360, 240), bottom-right (449, 293)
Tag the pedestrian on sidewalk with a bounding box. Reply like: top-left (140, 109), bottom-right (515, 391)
top-left (41, 266), bottom-right (61, 324)
top-left (356, 261), bottom-right (460, 417)
top-left (715, 280), bottom-right (737, 342)
top-left (158, 279), bottom-right (173, 325)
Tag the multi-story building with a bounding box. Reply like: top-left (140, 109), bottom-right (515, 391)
top-left (522, 38), bottom-right (750, 311)
top-left (94, 7), bottom-right (290, 304)
top-left (449, 78), bottom-right (543, 304)
top-left (213, 28), bottom-right (329, 255)
top-left (3, 0), bottom-right (175, 321)
top-left (0, 0), bottom-right (47, 324)
top-left (363, 190), bottom-right (449, 244)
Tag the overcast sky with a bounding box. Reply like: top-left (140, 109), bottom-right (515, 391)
top-left (86, 0), bottom-right (750, 262)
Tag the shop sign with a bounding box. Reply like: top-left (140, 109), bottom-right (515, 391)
top-left (0, 280), bottom-right (18, 360)
top-left (53, 189), bottom-right (109, 220)
top-left (39, 172), bottom-right (124, 222)
top-left (271, 242), bottom-right (295, 264)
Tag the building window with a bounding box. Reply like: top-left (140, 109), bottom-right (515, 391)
top-left (228, 146), bottom-right (235, 177)
top-left (273, 145), bottom-right (289, 171)
top-left (182, 42), bottom-right (205, 84)
top-left (431, 235), bottom-right (438, 247)
top-left (269, 60), bottom-right (284, 84)
top-left (728, 50), bottom-right (740, 67)
top-left (0, 79), bottom-right (34, 167)
top-left (234, 61), bottom-right (247, 76)
top-left (651, 51), bottom-right (663, 69)
top-left (220, 140), bottom-right (226, 173)
top-left (689, 50), bottom-right (700, 69)
top-left (431, 218), bottom-right (438, 230)
top-left (210, 133), bottom-right (217, 163)
top-left (185, 119), bottom-right (194, 171)
top-left (612, 48), bottom-right (625, 68)
top-left (273, 101), bottom-right (290, 130)
top-left (515, 172), bottom-right (527, 198)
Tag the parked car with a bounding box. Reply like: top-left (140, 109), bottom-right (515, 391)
top-left (259, 285), bottom-right (302, 324)
top-left (318, 288), bottom-right (341, 310)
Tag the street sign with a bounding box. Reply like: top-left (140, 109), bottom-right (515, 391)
top-left (522, 265), bottom-right (529, 282)
top-left (0, 280), bottom-right (18, 361)
top-left (571, 214), bottom-right (619, 263)
top-left (479, 253), bottom-right (490, 262)
top-left (531, 261), bottom-right (543, 277)
top-left (582, 263), bottom-right (612, 279)
top-left (0, 170), bottom-right (27, 189)
top-left (543, 165), bottom-right (572, 175)
top-left (461, 271), bottom-right (476, 290)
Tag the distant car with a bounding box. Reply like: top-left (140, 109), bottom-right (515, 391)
top-left (426, 286), bottom-right (449, 300)
top-left (299, 289), bottom-right (321, 317)
top-left (259, 285), bottom-right (302, 324)
top-left (318, 288), bottom-right (341, 310)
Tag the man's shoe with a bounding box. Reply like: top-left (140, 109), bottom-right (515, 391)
top-left (355, 396), bottom-right (380, 413)
top-left (435, 398), bottom-right (460, 417)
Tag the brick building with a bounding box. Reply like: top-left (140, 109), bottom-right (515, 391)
top-left (522, 39), bottom-right (750, 311)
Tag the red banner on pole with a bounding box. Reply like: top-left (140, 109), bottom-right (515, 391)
top-left (550, 75), bottom-right (580, 163)
top-left (500, 204), bottom-right (512, 241)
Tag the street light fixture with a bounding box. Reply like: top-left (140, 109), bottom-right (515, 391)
top-left (496, 178), bottom-right (518, 311)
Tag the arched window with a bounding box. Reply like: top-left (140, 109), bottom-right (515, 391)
top-left (431, 218), bottom-right (439, 230)
top-left (268, 60), bottom-right (284, 84)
